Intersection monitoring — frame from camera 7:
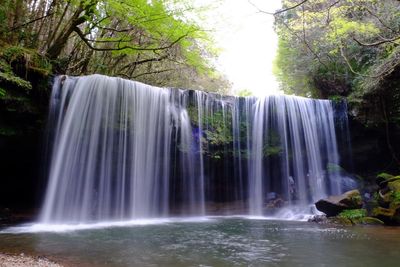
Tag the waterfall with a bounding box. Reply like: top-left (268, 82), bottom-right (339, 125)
top-left (40, 74), bottom-right (349, 223)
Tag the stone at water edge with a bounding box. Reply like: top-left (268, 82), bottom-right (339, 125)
top-left (374, 175), bottom-right (400, 225)
top-left (315, 189), bottom-right (363, 217)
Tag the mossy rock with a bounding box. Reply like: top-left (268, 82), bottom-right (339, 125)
top-left (388, 179), bottom-right (400, 192)
top-left (378, 190), bottom-right (392, 208)
top-left (377, 173), bottom-right (400, 188)
top-left (340, 190), bottom-right (363, 207)
top-left (372, 207), bottom-right (395, 217)
top-left (371, 207), bottom-right (397, 224)
top-left (353, 217), bottom-right (384, 225)
top-left (315, 190), bottom-right (363, 217)
top-left (327, 217), bottom-right (353, 226)
top-left (376, 172), bottom-right (394, 182)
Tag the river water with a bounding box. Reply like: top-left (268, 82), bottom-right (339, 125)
top-left (1, 217), bottom-right (400, 266)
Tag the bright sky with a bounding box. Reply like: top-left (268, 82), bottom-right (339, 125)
top-left (198, 0), bottom-right (282, 96)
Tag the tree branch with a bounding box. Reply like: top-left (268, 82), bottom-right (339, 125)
top-left (10, 12), bottom-right (55, 31)
top-left (326, 0), bottom-right (341, 24)
top-left (353, 35), bottom-right (400, 47)
top-left (339, 43), bottom-right (400, 79)
top-left (249, 0), bottom-right (309, 16)
top-left (119, 55), bottom-right (168, 72)
top-left (278, 14), bottom-right (328, 69)
top-left (74, 27), bottom-right (191, 52)
top-left (132, 68), bottom-right (174, 79)
top-left (364, 7), bottom-right (399, 34)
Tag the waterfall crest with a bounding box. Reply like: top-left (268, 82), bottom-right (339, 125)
top-left (41, 75), bottom-right (350, 223)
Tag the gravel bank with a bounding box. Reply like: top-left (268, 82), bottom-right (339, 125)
top-left (0, 253), bottom-right (63, 267)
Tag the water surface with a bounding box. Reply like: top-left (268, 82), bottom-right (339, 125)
top-left (1, 217), bottom-right (399, 267)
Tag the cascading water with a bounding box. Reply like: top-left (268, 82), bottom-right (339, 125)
top-left (40, 74), bottom-right (350, 224)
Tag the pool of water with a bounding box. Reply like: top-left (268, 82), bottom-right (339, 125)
top-left (1, 217), bottom-right (400, 267)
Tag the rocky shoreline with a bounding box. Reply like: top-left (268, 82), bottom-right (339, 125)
top-left (312, 172), bottom-right (400, 226)
top-left (0, 253), bottom-right (63, 267)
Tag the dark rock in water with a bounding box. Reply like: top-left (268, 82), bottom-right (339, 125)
top-left (315, 190), bottom-right (363, 217)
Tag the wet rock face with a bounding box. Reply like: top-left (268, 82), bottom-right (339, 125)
top-left (315, 190), bottom-right (363, 217)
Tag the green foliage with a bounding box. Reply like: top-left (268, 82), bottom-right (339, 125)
top-left (0, 87), bottom-right (5, 97)
top-left (0, 45), bottom-right (52, 93)
top-left (274, 0), bottom-right (400, 102)
top-left (0, 71), bottom-right (31, 90)
top-left (188, 106), bottom-right (233, 146)
top-left (2, 46), bottom-right (51, 76)
top-left (0, 0), bottom-right (229, 93)
top-left (328, 95), bottom-right (344, 104)
top-left (237, 89), bottom-right (253, 97)
top-left (338, 209), bottom-right (367, 220)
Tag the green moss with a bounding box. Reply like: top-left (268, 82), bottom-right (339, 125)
top-left (389, 191), bottom-right (400, 210)
top-left (0, 71), bottom-right (32, 90)
top-left (372, 207), bottom-right (395, 218)
top-left (377, 172), bottom-right (394, 180)
top-left (338, 209), bottom-right (367, 220)
top-left (388, 179), bottom-right (400, 191)
top-left (0, 45), bottom-right (52, 93)
top-left (2, 46), bottom-right (51, 75)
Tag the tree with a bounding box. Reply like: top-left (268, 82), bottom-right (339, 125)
top-left (272, 0), bottom-right (400, 165)
top-left (273, 0), bottom-right (400, 99)
top-left (0, 0), bottom-right (230, 93)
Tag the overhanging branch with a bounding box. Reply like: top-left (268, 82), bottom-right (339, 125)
top-left (249, 0), bottom-right (309, 16)
top-left (74, 27), bottom-right (191, 52)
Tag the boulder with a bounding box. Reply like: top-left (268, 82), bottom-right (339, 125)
top-left (371, 207), bottom-right (396, 224)
top-left (376, 173), bottom-right (395, 187)
top-left (315, 189), bottom-right (363, 217)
